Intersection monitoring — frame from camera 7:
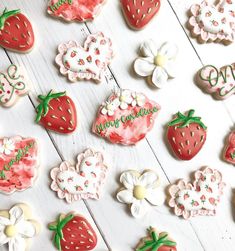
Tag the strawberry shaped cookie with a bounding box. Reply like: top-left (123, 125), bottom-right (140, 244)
top-left (0, 136), bottom-right (39, 194)
top-left (167, 109), bottom-right (207, 160)
top-left (120, 0), bottom-right (161, 30)
top-left (50, 148), bottom-right (108, 203)
top-left (35, 90), bottom-right (77, 134)
top-left (47, 0), bottom-right (106, 22)
top-left (197, 63), bottom-right (235, 99)
top-left (168, 167), bottom-right (225, 219)
top-left (92, 89), bottom-right (161, 145)
top-left (49, 213), bottom-right (97, 251)
top-left (0, 8), bottom-right (35, 52)
top-left (55, 32), bottom-right (114, 82)
top-left (0, 64), bottom-right (30, 107)
top-left (136, 227), bottom-right (177, 251)
top-left (223, 131), bottom-right (235, 164)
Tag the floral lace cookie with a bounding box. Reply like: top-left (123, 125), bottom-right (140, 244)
top-left (0, 136), bottom-right (39, 194)
top-left (47, 0), bottom-right (106, 22)
top-left (55, 32), bottom-right (114, 83)
top-left (92, 89), bottom-right (161, 145)
top-left (48, 213), bottom-right (97, 251)
top-left (134, 41), bottom-right (178, 88)
top-left (50, 148), bottom-right (108, 203)
top-left (168, 167), bottom-right (225, 219)
top-left (188, 0), bottom-right (235, 44)
top-left (116, 170), bottom-right (165, 218)
top-left (0, 8), bottom-right (35, 53)
top-left (0, 64), bottom-right (30, 107)
top-left (196, 63), bottom-right (235, 100)
top-left (0, 204), bottom-right (40, 251)
top-left (136, 227), bottom-right (177, 251)
top-left (223, 131), bottom-right (235, 164)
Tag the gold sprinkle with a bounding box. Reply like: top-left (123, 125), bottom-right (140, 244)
top-left (61, 116), bottom-right (66, 121)
top-left (178, 149), bottom-right (182, 155)
top-left (66, 98), bottom-right (70, 104)
top-left (68, 128), bottom-right (74, 131)
top-left (194, 141), bottom-right (198, 147)
top-left (47, 122), bottom-right (52, 126)
top-left (186, 140), bottom-right (190, 145)
top-left (21, 33), bottom-right (26, 38)
top-left (200, 135), bottom-right (204, 142)
top-left (24, 21), bottom-right (27, 27)
top-left (69, 120), bottom-right (74, 125)
top-left (3, 39), bottom-right (9, 44)
top-left (4, 30), bottom-right (10, 34)
top-left (67, 109), bottom-right (72, 114)
top-left (5, 21), bottom-right (10, 26)
top-left (19, 45), bottom-right (26, 48)
top-left (148, 8), bottom-right (152, 13)
top-left (58, 106), bottom-right (63, 111)
top-left (59, 126), bottom-right (64, 130)
top-left (141, 0), bottom-right (144, 6)
top-left (191, 131), bottom-right (195, 137)
top-left (141, 14), bottom-right (146, 20)
top-left (49, 105), bottom-right (54, 110)
top-left (188, 149), bottom-right (191, 155)
top-left (180, 142), bottom-right (184, 148)
top-left (51, 115), bottom-right (58, 119)
top-left (27, 31), bottom-right (31, 37)
top-left (137, 9), bottom-right (140, 14)
top-left (172, 137), bottom-right (176, 144)
top-left (181, 132), bottom-right (185, 137)
top-left (15, 24), bottom-right (20, 29)
top-left (127, 5), bottom-right (130, 12)
top-left (15, 15), bottom-right (20, 20)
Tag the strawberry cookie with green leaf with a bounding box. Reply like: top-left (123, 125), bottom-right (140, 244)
top-left (0, 8), bottom-right (35, 53)
top-left (223, 131), bottom-right (235, 165)
top-left (167, 109), bottom-right (207, 160)
top-left (136, 227), bottom-right (177, 251)
top-left (35, 90), bottom-right (77, 134)
top-left (48, 213), bottom-right (97, 251)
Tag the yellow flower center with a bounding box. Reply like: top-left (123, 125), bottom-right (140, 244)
top-left (107, 104), bottom-right (113, 110)
top-left (120, 95), bottom-right (126, 102)
top-left (154, 55), bottom-right (167, 67)
top-left (4, 225), bottom-right (17, 237)
top-left (133, 185), bottom-right (147, 200)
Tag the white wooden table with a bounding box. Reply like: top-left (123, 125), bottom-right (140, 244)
top-left (0, 0), bottom-right (235, 250)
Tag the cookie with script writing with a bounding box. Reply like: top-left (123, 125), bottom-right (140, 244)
top-left (92, 89), bottom-right (161, 145)
top-left (0, 136), bottom-right (39, 194)
top-left (47, 0), bottom-right (106, 22)
top-left (223, 131), bottom-right (235, 165)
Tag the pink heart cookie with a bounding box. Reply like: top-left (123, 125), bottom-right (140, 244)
top-left (0, 136), bottom-right (39, 194)
top-left (50, 148), bottom-right (108, 203)
top-left (196, 63), bottom-right (235, 99)
top-left (47, 0), bottom-right (106, 22)
top-left (168, 167), bottom-right (225, 219)
top-left (0, 64), bottom-right (30, 107)
top-left (188, 0), bottom-right (235, 44)
top-left (55, 32), bottom-right (114, 82)
top-left (223, 131), bottom-right (235, 164)
top-left (92, 89), bottom-right (161, 145)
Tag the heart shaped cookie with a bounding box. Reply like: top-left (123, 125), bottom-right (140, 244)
top-left (0, 136), bottom-right (39, 194)
top-left (188, 0), bottom-right (235, 44)
top-left (55, 32), bottom-right (114, 82)
top-left (196, 63), bottom-right (235, 99)
top-left (50, 148), bottom-right (108, 203)
top-left (223, 131), bottom-right (235, 164)
top-left (92, 89), bottom-right (161, 145)
top-left (120, 0), bottom-right (161, 30)
top-left (47, 0), bottom-right (106, 22)
top-left (168, 167), bottom-right (225, 219)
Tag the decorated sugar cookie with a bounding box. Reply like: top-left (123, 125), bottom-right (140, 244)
top-left (188, 0), bottom-right (235, 44)
top-left (55, 32), bottom-right (114, 82)
top-left (92, 89), bottom-right (161, 145)
top-left (0, 204), bottom-right (40, 251)
top-left (223, 131), bottom-right (235, 164)
top-left (196, 63), bottom-right (235, 99)
top-left (136, 227), bottom-right (177, 251)
top-left (167, 109), bottom-right (207, 160)
top-left (120, 0), bottom-right (161, 30)
top-left (134, 41), bottom-right (178, 88)
top-left (168, 167), bottom-right (225, 219)
top-left (47, 0), bottom-right (106, 22)
top-left (49, 213), bottom-right (97, 251)
top-left (0, 136), bottom-right (39, 194)
top-left (0, 64), bottom-right (30, 107)
top-left (116, 170), bottom-right (164, 218)
top-left (50, 148), bottom-right (108, 203)
top-left (35, 90), bottom-right (77, 134)
top-left (0, 8), bottom-right (35, 52)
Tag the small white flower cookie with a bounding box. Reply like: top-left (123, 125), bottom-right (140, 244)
top-left (0, 204), bottom-right (40, 251)
top-left (116, 169), bottom-right (165, 218)
top-left (134, 40), bottom-right (178, 88)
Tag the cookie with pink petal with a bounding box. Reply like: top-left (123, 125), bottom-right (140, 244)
top-left (168, 167), bottom-right (225, 219)
top-left (223, 131), bottom-right (235, 164)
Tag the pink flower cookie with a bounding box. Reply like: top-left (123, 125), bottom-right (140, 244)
top-left (168, 167), bottom-right (225, 219)
top-left (196, 63), bottom-right (235, 99)
top-left (188, 0), bottom-right (235, 44)
top-left (223, 131), bottom-right (235, 164)
top-left (47, 0), bottom-right (106, 22)
top-left (92, 89), bottom-right (161, 145)
top-left (50, 148), bottom-right (108, 203)
top-left (0, 136), bottom-right (39, 194)
top-left (0, 64), bottom-right (30, 107)
top-left (55, 32), bottom-right (114, 82)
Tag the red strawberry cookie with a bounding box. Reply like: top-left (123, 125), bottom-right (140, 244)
top-left (49, 213), bottom-right (97, 251)
top-left (92, 89), bottom-right (161, 145)
top-left (223, 131), bottom-right (235, 164)
top-left (47, 0), bottom-right (106, 22)
top-left (120, 0), bottom-right (161, 30)
top-left (35, 90), bottom-right (77, 134)
top-left (0, 8), bottom-right (35, 53)
top-left (167, 109), bottom-right (207, 160)
top-left (136, 227), bottom-right (177, 251)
